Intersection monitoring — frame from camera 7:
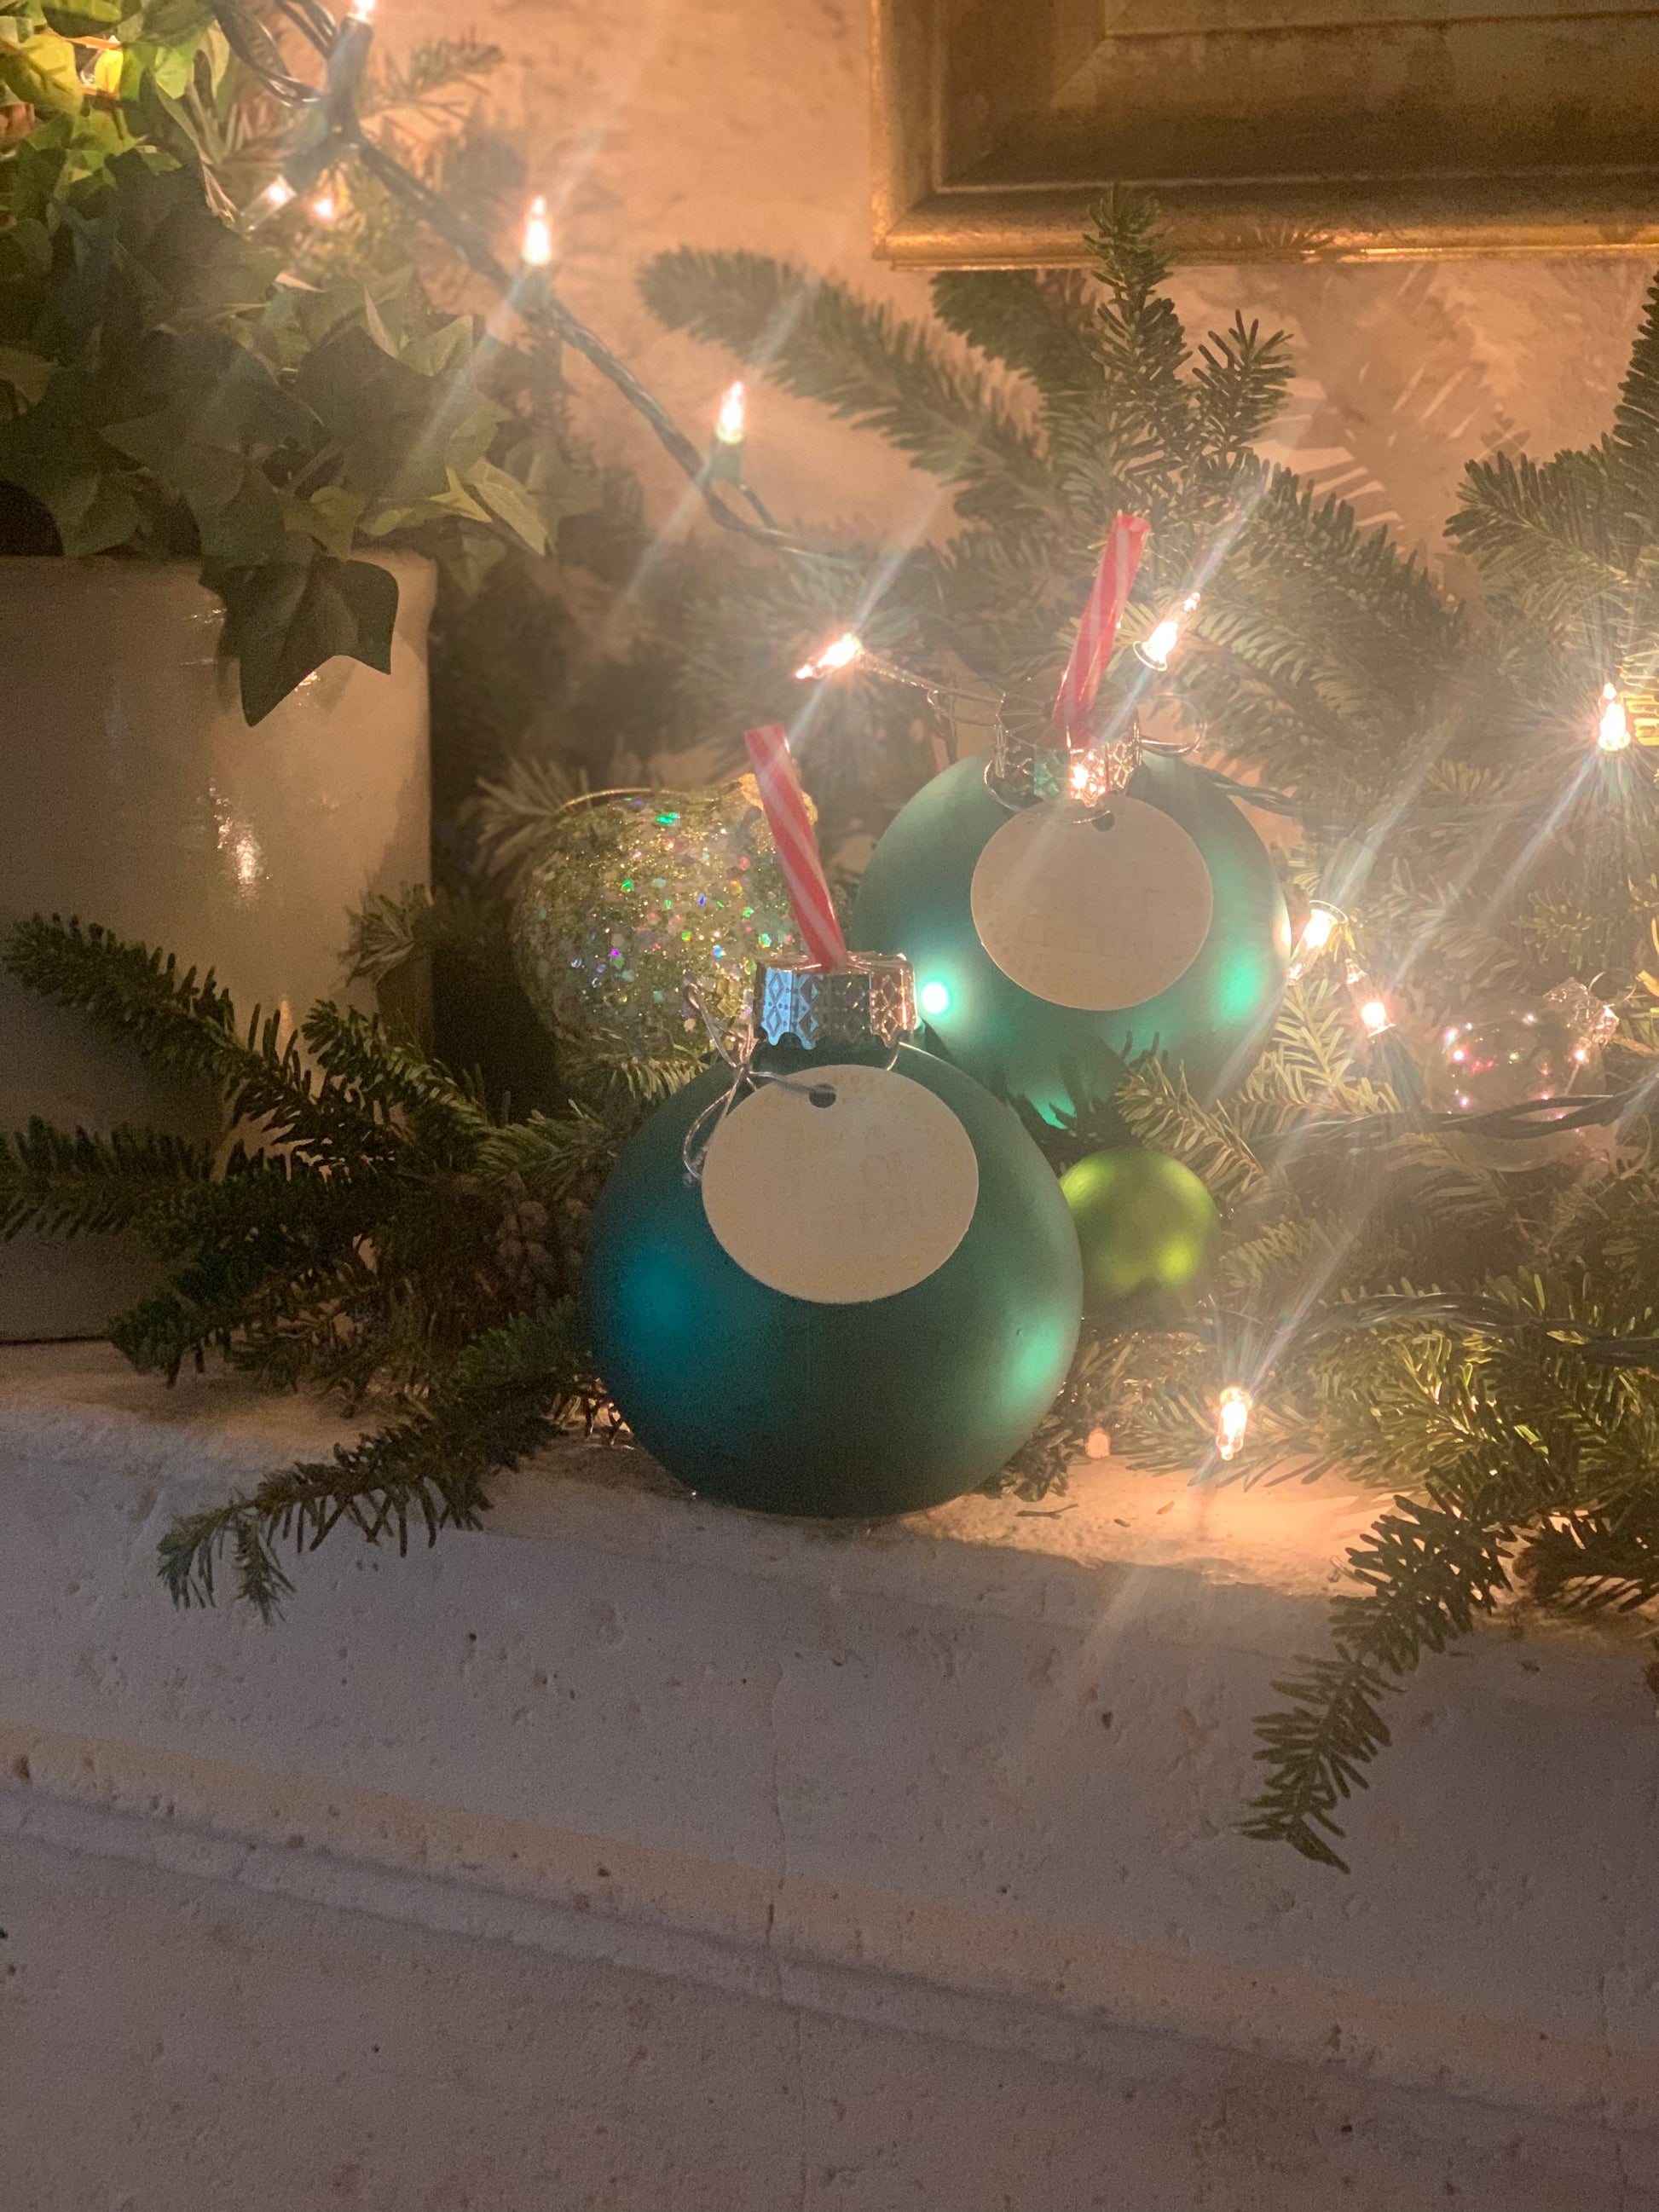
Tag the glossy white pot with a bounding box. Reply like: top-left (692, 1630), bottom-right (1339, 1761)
top-left (0, 553), bottom-right (435, 1339)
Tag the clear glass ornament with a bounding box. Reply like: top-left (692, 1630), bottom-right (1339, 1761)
top-left (1423, 986), bottom-right (1616, 1170)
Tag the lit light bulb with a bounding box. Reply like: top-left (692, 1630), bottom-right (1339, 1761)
top-left (1215, 1385), bottom-right (1251, 1462)
top-left (261, 178), bottom-right (296, 211)
top-left (1359, 997), bottom-right (1391, 1036)
top-left (309, 193), bottom-right (338, 224)
top-left (714, 381), bottom-right (746, 446)
top-left (795, 631), bottom-right (864, 681)
top-left (1598, 681), bottom-right (1632, 754)
top-left (1286, 898), bottom-right (1342, 982)
top-left (1301, 904), bottom-right (1336, 953)
top-left (918, 979), bottom-right (951, 1019)
top-left (1135, 592), bottom-right (1200, 672)
top-left (520, 194), bottom-right (553, 270)
top-left (350, 0), bottom-right (375, 20)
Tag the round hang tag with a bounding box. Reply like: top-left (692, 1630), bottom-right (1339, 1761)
top-left (701, 1062), bottom-right (980, 1305)
top-left (969, 795), bottom-right (1214, 1012)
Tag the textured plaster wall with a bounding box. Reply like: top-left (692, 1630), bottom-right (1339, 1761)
top-left (400, 0), bottom-right (1655, 566)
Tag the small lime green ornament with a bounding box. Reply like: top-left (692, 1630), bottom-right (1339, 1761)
top-left (512, 778), bottom-right (802, 1068)
top-left (1059, 1146), bottom-right (1218, 1320)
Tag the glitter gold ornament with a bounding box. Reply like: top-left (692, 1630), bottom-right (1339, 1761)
top-left (511, 780), bottom-right (803, 1066)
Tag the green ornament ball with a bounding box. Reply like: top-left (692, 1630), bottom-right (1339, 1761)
top-left (583, 1042), bottom-right (1083, 1519)
top-left (1059, 1146), bottom-right (1219, 1320)
top-left (512, 780), bottom-right (802, 1065)
top-left (849, 750), bottom-right (1290, 1127)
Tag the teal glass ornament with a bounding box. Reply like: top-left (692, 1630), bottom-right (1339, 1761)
top-left (849, 730), bottom-right (1290, 1128)
top-left (583, 956), bottom-right (1083, 1519)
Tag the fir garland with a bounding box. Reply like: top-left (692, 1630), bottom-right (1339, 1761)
top-left (14, 172), bottom-right (1659, 1872)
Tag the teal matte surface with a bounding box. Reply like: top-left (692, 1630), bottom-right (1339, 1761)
top-left (849, 754), bottom-right (1291, 1126)
top-left (582, 1047), bottom-right (1083, 1519)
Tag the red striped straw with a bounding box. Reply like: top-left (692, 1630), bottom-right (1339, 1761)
top-left (1053, 513), bottom-right (1149, 747)
top-left (743, 724), bottom-right (849, 971)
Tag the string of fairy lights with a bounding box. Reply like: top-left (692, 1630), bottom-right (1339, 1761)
top-left (793, 608), bottom-right (1659, 1461)
top-left (68, 0), bottom-right (1659, 1464)
top-left (186, 0), bottom-right (818, 557)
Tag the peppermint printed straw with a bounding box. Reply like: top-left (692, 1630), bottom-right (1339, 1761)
top-left (1053, 513), bottom-right (1150, 746)
top-left (743, 723), bottom-right (849, 970)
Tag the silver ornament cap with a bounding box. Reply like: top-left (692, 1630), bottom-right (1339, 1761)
top-left (987, 716), bottom-right (1142, 810)
top-left (751, 954), bottom-right (916, 1051)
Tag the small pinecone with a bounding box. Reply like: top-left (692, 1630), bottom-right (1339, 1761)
top-left (494, 1171), bottom-right (560, 1299)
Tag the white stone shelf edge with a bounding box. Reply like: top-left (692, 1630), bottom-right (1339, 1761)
top-left (3, 1341), bottom-right (1658, 2200)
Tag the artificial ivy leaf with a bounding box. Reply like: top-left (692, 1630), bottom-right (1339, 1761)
top-left (0, 362), bottom-right (139, 552)
top-left (358, 466), bottom-right (492, 536)
top-left (41, 0), bottom-right (124, 32)
top-left (126, 24), bottom-right (205, 98)
top-left (400, 315), bottom-right (473, 382)
top-left (130, 0), bottom-right (211, 41)
top-left (99, 150), bottom-right (278, 326)
top-left (463, 455), bottom-right (548, 556)
top-left (520, 436), bottom-right (602, 527)
top-left (0, 123), bottom-right (87, 224)
top-left (258, 280), bottom-right (373, 370)
top-left (432, 526), bottom-right (507, 597)
top-left (203, 544), bottom-right (400, 724)
top-left (0, 343), bottom-right (52, 407)
top-left (3, 217), bottom-right (53, 279)
top-left (292, 321), bottom-right (498, 505)
top-left (101, 332), bottom-right (310, 558)
top-left (0, 30), bottom-right (83, 111)
top-left (281, 483), bottom-right (366, 560)
top-left (360, 286), bottom-right (398, 359)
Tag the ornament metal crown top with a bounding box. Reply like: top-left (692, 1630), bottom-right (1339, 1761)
top-left (751, 954), bottom-right (917, 1051)
top-left (987, 713), bottom-right (1142, 813)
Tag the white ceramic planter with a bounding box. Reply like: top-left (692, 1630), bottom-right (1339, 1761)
top-left (0, 554), bottom-right (435, 1339)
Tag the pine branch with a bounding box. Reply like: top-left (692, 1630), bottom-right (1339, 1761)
top-left (157, 1302), bottom-right (594, 1616)
top-left (637, 248), bottom-right (1058, 528)
top-left (347, 884), bottom-right (506, 985)
top-left (0, 1121), bottom-right (215, 1241)
top-left (4, 917), bottom-right (378, 1160)
top-left (477, 1104), bottom-right (618, 1204)
top-left (105, 1150), bottom-right (396, 1382)
top-left (1190, 314), bottom-right (1294, 458)
top-left (1242, 1487), bottom-right (1519, 1868)
top-left (301, 1002), bottom-right (493, 1164)
top-left (465, 752), bottom-right (587, 884)
top-left (1085, 187), bottom-right (1198, 465)
top-left (1610, 272), bottom-right (1659, 529)
top-left (928, 269), bottom-right (1102, 402)
top-left (1115, 1060), bottom-right (1266, 1207)
top-left (4, 917), bottom-right (243, 1084)
top-left (1519, 1493), bottom-right (1659, 1613)
top-left (1448, 448), bottom-right (1633, 633)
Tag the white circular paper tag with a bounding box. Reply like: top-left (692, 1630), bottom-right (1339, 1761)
top-left (701, 1063), bottom-right (980, 1305)
top-left (969, 796), bottom-right (1213, 1013)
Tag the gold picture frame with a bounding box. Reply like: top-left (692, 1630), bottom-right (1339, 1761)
top-left (872, 0), bottom-right (1659, 264)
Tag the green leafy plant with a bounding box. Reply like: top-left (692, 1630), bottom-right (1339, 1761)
top-left (0, 10), bottom-right (597, 719)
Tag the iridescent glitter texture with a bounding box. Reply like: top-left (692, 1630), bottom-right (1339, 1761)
top-left (511, 777), bottom-right (804, 1066)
